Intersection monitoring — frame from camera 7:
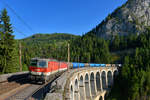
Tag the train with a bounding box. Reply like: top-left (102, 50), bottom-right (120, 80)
top-left (28, 58), bottom-right (121, 83)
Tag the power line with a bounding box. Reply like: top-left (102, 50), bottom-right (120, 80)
top-left (13, 26), bottom-right (27, 37)
top-left (0, 0), bottom-right (35, 34)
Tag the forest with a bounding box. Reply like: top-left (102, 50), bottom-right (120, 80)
top-left (0, 8), bottom-right (150, 100)
top-left (106, 27), bottom-right (150, 100)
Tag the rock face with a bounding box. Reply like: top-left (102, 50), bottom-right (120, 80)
top-left (90, 0), bottom-right (150, 39)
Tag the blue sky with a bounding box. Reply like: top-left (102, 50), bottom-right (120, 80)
top-left (0, 0), bottom-right (127, 39)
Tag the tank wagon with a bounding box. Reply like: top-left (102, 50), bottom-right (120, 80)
top-left (28, 58), bottom-right (121, 83)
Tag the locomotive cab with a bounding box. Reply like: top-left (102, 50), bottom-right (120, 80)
top-left (28, 58), bottom-right (68, 84)
top-left (29, 58), bottom-right (49, 83)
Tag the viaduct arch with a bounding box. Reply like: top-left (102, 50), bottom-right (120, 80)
top-left (67, 67), bottom-right (118, 100)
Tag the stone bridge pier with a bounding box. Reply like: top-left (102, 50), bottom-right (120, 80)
top-left (66, 67), bottom-right (118, 100)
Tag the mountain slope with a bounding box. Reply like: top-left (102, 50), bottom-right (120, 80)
top-left (21, 33), bottom-right (79, 45)
top-left (89, 0), bottom-right (150, 39)
top-left (19, 33), bottom-right (79, 67)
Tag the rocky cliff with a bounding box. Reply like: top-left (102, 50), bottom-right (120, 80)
top-left (89, 0), bottom-right (150, 39)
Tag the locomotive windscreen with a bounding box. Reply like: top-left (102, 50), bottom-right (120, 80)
top-left (30, 59), bottom-right (37, 66)
top-left (38, 60), bottom-right (47, 68)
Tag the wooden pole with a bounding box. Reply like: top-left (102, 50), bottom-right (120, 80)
top-left (78, 55), bottom-right (79, 71)
top-left (59, 62), bottom-right (60, 73)
top-left (19, 42), bottom-right (22, 72)
top-left (68, 43), bottom-right (70, 71)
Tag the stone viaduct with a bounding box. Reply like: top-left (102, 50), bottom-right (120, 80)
top-left (64, 67), bottom-right (118, 100)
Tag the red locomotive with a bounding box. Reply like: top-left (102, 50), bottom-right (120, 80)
top-left (28, 58), bottom-right (68, 83)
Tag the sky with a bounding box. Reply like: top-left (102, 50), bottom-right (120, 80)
top-left (0, 0), bottom-right (127, 39)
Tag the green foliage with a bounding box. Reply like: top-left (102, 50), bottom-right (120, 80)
top-left (0, 9), bottom-right (19, 74)
top-left (111, 34), bottom-right (120, 50)
top-left (107, 30), bottom-right (150, 100)
top-left (18, 33), bottom-right (79, 67)
top-left (21, 33), bottom-right (78, 45)
top-left (110, 34), bottom-right (139, 52)
top-left (20, 32), bottom-right (112, 66)
top-left (70, 33), bottom-right (111, 63)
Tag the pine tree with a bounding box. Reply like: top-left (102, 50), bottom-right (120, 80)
top-left (0, 9), bottom-right (19, 73)
top-left (112, 34), bottom-right (120, 50)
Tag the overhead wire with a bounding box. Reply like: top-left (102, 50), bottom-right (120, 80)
top-left (0, 0), bottom-right (34, 36)
top-left (13, 26), bottom-right (27, 37)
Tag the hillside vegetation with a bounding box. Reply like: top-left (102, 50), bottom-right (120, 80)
top-left (107, 28), bottom-right (150, 100)
top-left (21, 33), bottom-right (78, 45)
top-left (19, 33), bottom-right (79, 70)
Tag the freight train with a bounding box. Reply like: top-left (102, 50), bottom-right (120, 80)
top-left (28, 58), bottom-right (121, 83)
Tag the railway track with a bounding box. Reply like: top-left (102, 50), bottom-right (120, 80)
top-left (5, 71), bottom-right (64, 100)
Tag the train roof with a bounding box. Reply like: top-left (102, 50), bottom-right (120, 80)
top-left (31, 58), bottom-right (58, 61)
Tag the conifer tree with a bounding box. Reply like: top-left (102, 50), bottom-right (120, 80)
top-left (0, 9), bottom-right (19, 73)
